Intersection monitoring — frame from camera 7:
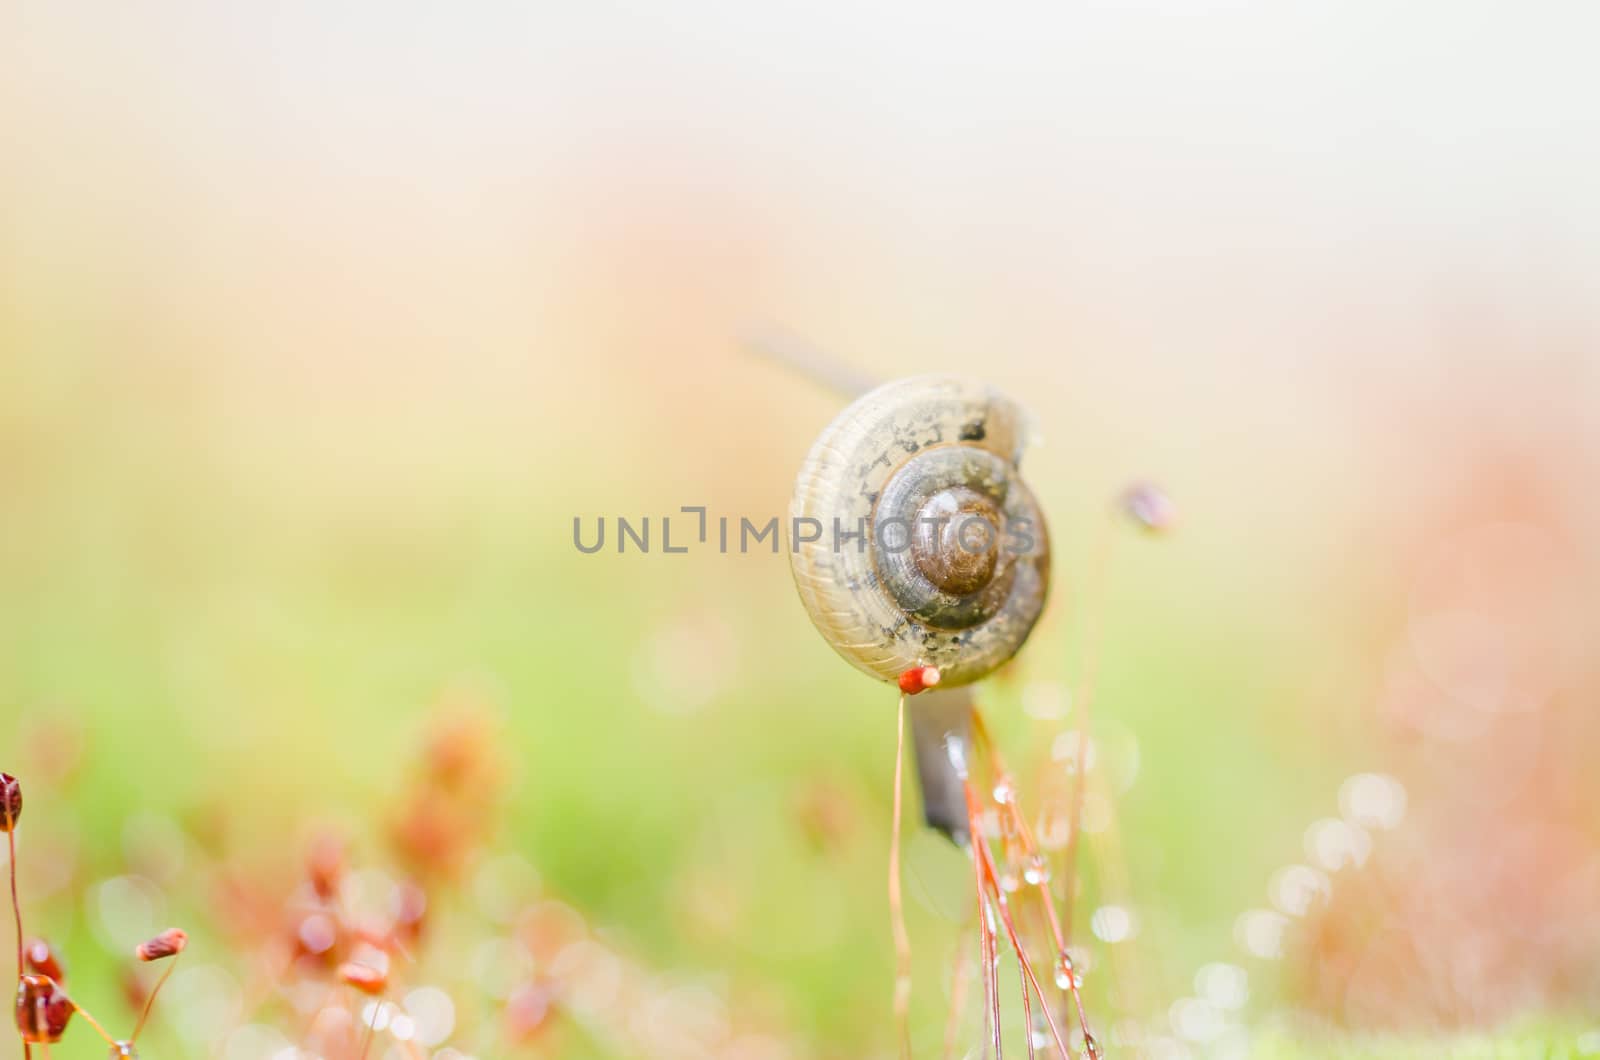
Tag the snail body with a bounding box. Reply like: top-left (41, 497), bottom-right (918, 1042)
top-left (789, 376), bottom-right (1050, 687)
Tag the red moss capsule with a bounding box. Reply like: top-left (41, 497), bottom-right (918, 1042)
top-left (338, 961), bottom-right (388, 995)
top-left (0, 773), bottom-right (20, 830)
top-left (135, 928), bottom-right (188, 962)
top-left (897, 666), bottom-right (942, 696)
top-left (14, 974), bottom-right (72, 1043)
top-left (24, 938), bottom-right (65, 982)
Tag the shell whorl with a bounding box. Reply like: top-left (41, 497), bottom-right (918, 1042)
top-left (788, 375), bottom-right (1051, 687)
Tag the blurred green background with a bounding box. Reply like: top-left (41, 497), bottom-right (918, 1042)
top-left (4, 4), bottom-right (1600, 1057)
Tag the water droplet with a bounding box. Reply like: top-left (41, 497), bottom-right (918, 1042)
top-left (992, 779), bottom-right (1015, 805)
top-left (1054, 953), bottom-right (1076, 990)
top-left (1023, 856), bottom-right (1051, 886)
top-left (1083, 1031), bottom-right (1104, 1058)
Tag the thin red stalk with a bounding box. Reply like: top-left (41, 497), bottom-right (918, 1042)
top-left (1017, 943), bottom-right (1036, 1060)
top-left (1017, 846), bottom-right (1093, 1053)
top-left (66, 996), bottom-right (117, 1046)
top-left (966, 783), bottom-right (1072, 1059)
top-left (889, 693), bottom-right (912, 1059)
top-left (970, 711), bottom-right (1097, 1050)
top-left (9, 811), bottom-right (32, 1060)
top-left (132, 954), bottom-right (180, 1042)
top-left (991, 882), bottom-right (1071, 1059)
top-left (965, 795), bottom-right (1001, 1059)
top-left (7, 822), bottom-right (20, 977)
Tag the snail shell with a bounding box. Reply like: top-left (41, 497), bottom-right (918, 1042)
top-left (789, 375), bottom-right (1051, 687)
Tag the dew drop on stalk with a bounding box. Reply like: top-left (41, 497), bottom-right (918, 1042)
top-left (1022, 855), bottom-right (1050, 886)
top-left (1054, 953), bottom-right (1075, 990)
top-left (992, 779), bottom-right (1015, 805)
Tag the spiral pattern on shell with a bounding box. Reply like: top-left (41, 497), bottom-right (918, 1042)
top-left (789, 375), bottom-right (1051, 687)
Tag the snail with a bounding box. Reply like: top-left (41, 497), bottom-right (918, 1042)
top-left (773, 357), bottom-right (1107, 1056)
top-left (788, 375), bottom-right (1051, 688)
